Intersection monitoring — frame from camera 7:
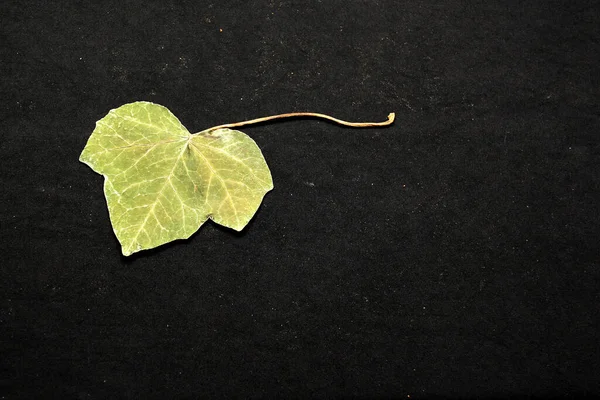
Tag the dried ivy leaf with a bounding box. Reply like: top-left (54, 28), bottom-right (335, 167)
top-left (81, 101), bottom-right (395, 256)
top-left (80, 102), bottom-right (273, 256)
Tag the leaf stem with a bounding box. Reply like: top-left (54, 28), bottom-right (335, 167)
top-left (206, 112), bottom-right (395, 131)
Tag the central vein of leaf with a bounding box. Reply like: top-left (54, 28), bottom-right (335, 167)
top-left (126, 139), bottom-right (189, 254)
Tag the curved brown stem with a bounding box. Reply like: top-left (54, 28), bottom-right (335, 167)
top-left (206, 112), bottom-right (395, 131)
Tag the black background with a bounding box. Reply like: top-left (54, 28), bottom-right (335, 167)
top-left (1, 0), bottom-right (599, 398)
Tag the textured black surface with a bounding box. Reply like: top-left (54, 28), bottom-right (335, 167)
top-left (1, 0), bottom-right (599, 398)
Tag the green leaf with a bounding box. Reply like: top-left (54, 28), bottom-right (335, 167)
top-left (80, 101), bottom-right (273, 256)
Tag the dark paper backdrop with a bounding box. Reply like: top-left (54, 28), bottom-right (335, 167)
top-left (1, 0), bottom-right (599, 398)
